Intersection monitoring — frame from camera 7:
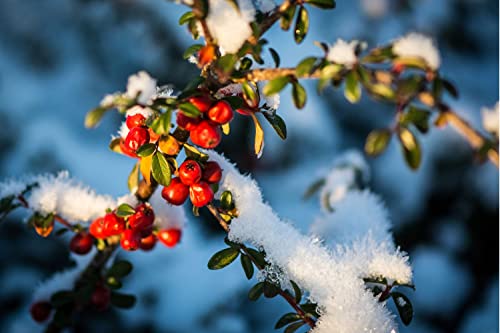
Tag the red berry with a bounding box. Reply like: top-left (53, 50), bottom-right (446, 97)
top-left (187, 95), bottom-right (212, 113)
top-left (148, 127), bottom-right (161, 142)
top-left (140, 234), bottom-right (157, 251)
top-left (158, 228), bottom-right (182, 248)
top-left (236, 107), bottom-right (253, 116)
top-left (161, 178), bottom-right (189, 205)
top-left (104, 213), bottom-right (125, 236)
top-left (120, 229), bottom-right (141, 251)
top-left (179, 160), bottom-right (202, 185)
top-left (124, 127), bottom-right (150, 153)
top-left (30, 301), bottom-right (52, 322)
top-left (89, 217), bottom-right (107, 239)
top-left (189, 181), bottom-right (214, 207)
top-left (176, 113), bottom-right (201, 131)
top-left (129, 204), bottom-right (155, 236)
top-left (69, 232), bottom-right (94, 255)
top-left (190, 120), bottom-right (222, 149)
top-left (91, 285), bottom-right (111, 311)
top-left (208, 101), bottom-right (234, 124)
top-left (126, 113), bottom-right (146, 129)
top-left (120, 139), bottom-right (138, 158)
top-left (202, 161), bottom-right (222, 184)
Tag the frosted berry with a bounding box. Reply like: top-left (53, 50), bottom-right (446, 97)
top-left (89, 217), bottom-right (107, 239)
top-left (120, 139), bottom-right (138, 158)
top-left (124, 126), bottom-right (150, 153)
top-left (140, 234), bottom-right (157, 251)
top-left (70, 232), bottom-right (94, 255)
top-left (207, 100), bottom-right (234, 124)
top-left (30, 301), bottom-right (52, 322)
top-left (187, 95), bottom-right (212, 113)
top-left (202, 161), bottom-right (222, 184)
top-left (129, 204), bottom-right (155, 236)
top-left (91, 285), bottom-right (111, 311)
top-left (176, 113), bottom-right (201, 131)
top-left (179, 159), bottom-right (202, 185)
top-left (189, 181), bottom-right (214, 207)
top-left (104, 213), bottom-right (125, 236)
top-left (120, 229), bottom-right (141, 251)
top-left (190, 120), bottom-right (222, 149)
top-left (158, 228), bottom-right (182, 248)
top-left (161, 177), bottom-right (189, 205)
top-left (126, 114), bottom-right (146, 129)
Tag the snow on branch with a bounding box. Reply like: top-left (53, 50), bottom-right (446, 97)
top-left (392, 32), bottom-right (441, 70)
top-left (206, 150), bottom-right (412, 333)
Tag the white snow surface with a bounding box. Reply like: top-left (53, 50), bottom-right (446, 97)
top-left (481, 102), bottom-right (499, 137)
top-left (392, 32), bottom-right (441, 70)
top-left (326, 39), bottom-right (359, 68)
top-left (206, 150), bottom-right (412, 333)
top-left (205, 0), bottom-right (255, 54)
top-left (125, 71), bottom-right (158, 105)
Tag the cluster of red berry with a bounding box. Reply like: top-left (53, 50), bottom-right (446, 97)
top-left (68, 203), bottom-right (181, 253)
top-left (29, 283), bottom-right (113, 323)
top-left (177, 95), bottom-right (234, 149)
top-left (162, 159), bottom-right (222, 208)
top-left (119, 112), bottom-right (159, 158)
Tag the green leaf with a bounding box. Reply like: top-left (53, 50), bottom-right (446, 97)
top-left (290, 280), bottom-right (302, 303)
top-left (136, 143), bottom-right (156, 157)
top-left (178, 11), bottom-right (195, 25)
top-left (127, 163), bottom-right (140, 192)
top-left (344, 71), bottom-right (361, 103)
top-left (240, 254), bottom-right (254, 279)
top-left (241, 81), bottom-right (259, 108)
top-left (247, 248), bottom-right (267, 268)
top-left (263, 281), bottom-right (279, 298)
top-left (179, 102), bottom-right (202, 118)
top-left (184, 143), bottom-right (209, 162)
top-left (293, 6), bottom-right (309, 44)
top-left (369, 83), bottom-right (396, 100)
top-left (291, 81), bottom-right (307, 109)
top-left (269, 48), bottom-right (280, 68)
top-left (183, 44), bottom-right (203, 59)
top-left (365, 129), bottom-right (392, 156)
top-left (220, 191), bottom-right (235, 210)
top-left (262, 112), bottom-right (287, 140)
top-left (150, 109), bottom-right (172, 135)
top-left (302, 178), bottom-right (326, 200)
top-left (284, 321), bottom-right (305, 333)
top-left (151, 152), bottom-right (172, 186)
top-left (106, 276), bottom-right (123, 290)
top-left (391, 292), bottom-right (413, 326)
top-left (280, 5), bottom-right (297, 31)
top-left (208, 248), bottom-right (240, 270)
top-left (398, 128), bottom-right (421, 170)
top-left (110, 292), bottom-right (136, 309)
top-left (305, 0), bottom-right (335, 9)
top-left (115, 203), bottom-right (136, 218)
top-left (248, 282), bottom-right (264, 301)
top-left (442, 78), bottom-right (459, 99)
top-left (108, 260), bottom-right (133, 278)
top-left (85, 106), bottom-right (109, 128)
top-left (300, 302), bottom-right (318, 317)
top-left (296, 57), bottom-right (317, 77)
top-left (217, 54), bottom-right (238, 74)
top-left (400, 106), bottom-right (431, 133)
top-left (275, 313), bottom-right (302, 329)
top-left (182, 76), bottom-right (205, 93)
top-left (239, 57), bottom-right (253, 70)
top-left (51, 291), bottom-right (75, 308)
top-left (320, 63), bottom-right (342, 80)
top-left (263, 76), bottom-right (291, 96)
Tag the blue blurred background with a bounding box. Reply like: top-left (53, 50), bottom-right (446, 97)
top-left (0, 0), bottom-right (498, 332)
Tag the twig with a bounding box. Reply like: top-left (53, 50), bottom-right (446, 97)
top-left (247, 0), bottom-right (298, 45)
top-left (207, 204), bottom-right (316, 329)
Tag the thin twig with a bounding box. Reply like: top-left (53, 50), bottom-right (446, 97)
top-left (207, 204), bottom-right (316, 329)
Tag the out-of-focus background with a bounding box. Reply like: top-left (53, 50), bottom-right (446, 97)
top-left (0, 0), bottom-right (498, 332)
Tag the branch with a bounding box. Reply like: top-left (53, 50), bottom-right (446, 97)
top-left (247, 0), bottom-right (297, 45)
top-left (207, 203), bottom-right (316, 329)
top-left (236, 67), bottom-right (319, 82)
top-left (440, 109), bottom-right (499, 167)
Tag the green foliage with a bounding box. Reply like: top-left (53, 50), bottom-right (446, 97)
top-left (208, 248), bottom-right (240, 269)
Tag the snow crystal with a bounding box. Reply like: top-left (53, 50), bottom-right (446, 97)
top-left (149, 188), bottom-right (186, 229)
top-left (326, 39), bottom-right (359, 68)
top-left (205, 0), bottom-right (255, 54)
top-left (125, 71), bottom-right (157, 105)
top-left (257, 82), bottom-right (280, 110)
top-left (392, 32), bottom-right (441, 70)
top-left (481, 102), bottom-right (499, 137)
top-left (205, 150), bottom-right (412, 333)
top-left (27, 172), bottom-right (116, 224)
